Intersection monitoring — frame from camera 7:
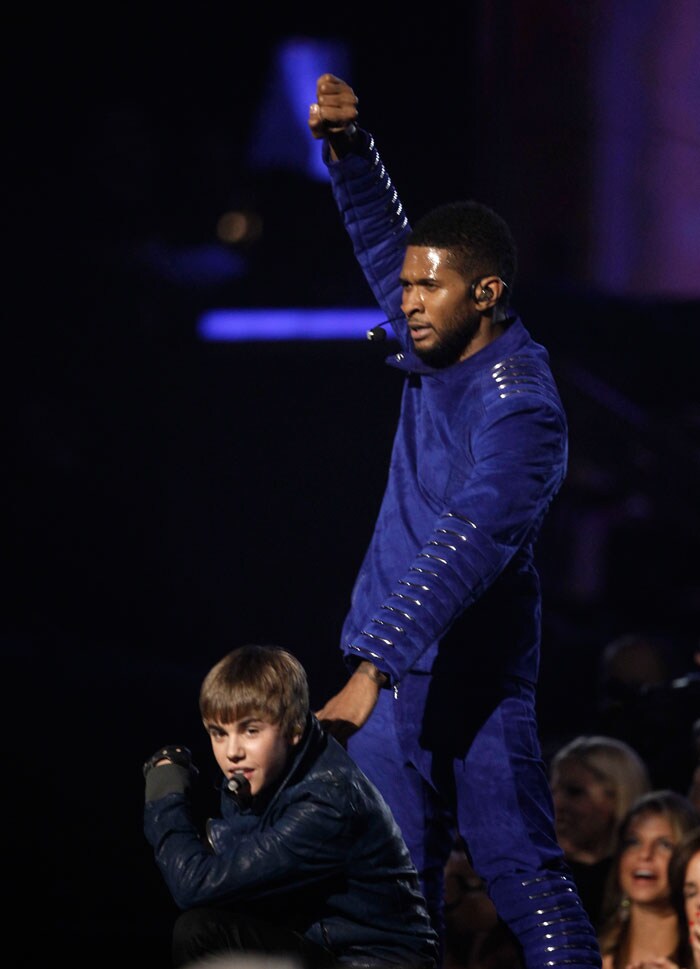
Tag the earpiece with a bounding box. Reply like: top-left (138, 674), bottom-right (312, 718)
top-left (469, 279), bottom-right (494, 302)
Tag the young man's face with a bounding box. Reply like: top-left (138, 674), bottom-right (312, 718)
top-left (399, 245), bottom-right (482, 368)
top-left (204, 716), bottom-right (300, 797)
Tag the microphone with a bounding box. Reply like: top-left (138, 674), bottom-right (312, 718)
top-left (366, 314), bottom-right (405, 342)
top-left (226, 771), bottom-right (252, 806)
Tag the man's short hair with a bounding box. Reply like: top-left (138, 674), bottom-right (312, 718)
top-left (407, 200), bottom-right (517, 298)
top-left (199, 644), bottom-right (309, 739)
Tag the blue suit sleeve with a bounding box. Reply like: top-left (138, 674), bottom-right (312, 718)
top-left (324, 132), bottom-right (411, 349)
top-left (343, 381), bottom-right (568, 684)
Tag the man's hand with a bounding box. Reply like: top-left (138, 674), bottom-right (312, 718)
top-left (308, 73), bottom-right (359, 158)
top-left (315, 662), bottom-right (387, 744)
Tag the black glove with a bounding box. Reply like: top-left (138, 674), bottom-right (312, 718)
top-left (143, 745), bottom-right (199, 803)
top-left (142, 744), bottom-right (198, 779)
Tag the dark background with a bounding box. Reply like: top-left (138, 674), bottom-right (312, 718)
top-left (5, 5), bottom-right (700, 966)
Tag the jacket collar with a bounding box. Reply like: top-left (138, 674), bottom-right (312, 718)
top-left (387, 316), bottom-right (527, 378)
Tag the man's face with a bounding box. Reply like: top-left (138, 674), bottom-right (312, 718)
top-left (204, 716), bottom-right (299, 797)
top-left (399, 246), bottom-right (482, 368)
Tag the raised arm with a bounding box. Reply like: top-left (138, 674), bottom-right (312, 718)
top-left (308, 72), bottom-right (360, 160)
top-left (309, 73), bottom-right (411, 345)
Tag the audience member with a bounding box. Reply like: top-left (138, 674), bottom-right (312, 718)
top-left (598, 789), bottom-right (700, 969)
top-left (688, 718), bottom-right (700, 812)
top-left (143, 644), bottom-right (438, 969)
top-left (596, 632), bottom-right (700, 792)
top-left (549, 735), bottom-right (651, 930)
top-left (442, 836), bottom-right (523, 969)
top-left (179, 957), bottom-right (302, 969)
top-left (598, 633), bottom-right (671, 710)
top-left (668, 827), bottom-right (700, 969)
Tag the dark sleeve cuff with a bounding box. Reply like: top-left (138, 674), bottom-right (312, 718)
top-left (145, 763), bottom-right (192, 803)
top-left (322, 126), bottom-right (372, 166)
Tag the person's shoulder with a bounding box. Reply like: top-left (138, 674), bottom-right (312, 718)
top-left (274, 741), bottom-right (352, 815)
top-left (307, 734), bottom-right (385, 803)
top-left (475, 324), bottom-right (564, 417)
top-left (314, 730), bottom-right (366, 779)
top-left (301, 730), bottom-right (356, 786)
top-left (285, 741), bottom-right (380, 831)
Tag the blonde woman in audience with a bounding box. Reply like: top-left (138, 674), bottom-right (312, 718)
top-left (549, 735), bottom-right (652, 929)
top-left (598, 790), bottom-right (700, 969)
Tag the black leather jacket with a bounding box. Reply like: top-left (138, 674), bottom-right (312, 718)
top-left (144, 715), bottom-right (438, 967)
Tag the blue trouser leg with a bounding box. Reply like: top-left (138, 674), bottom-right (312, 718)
top-left (348, 687), bottom-right (455, 957)
top-left (448, 681), bottom-right (601, 968)
top-left (348, 674), bottom-right (602, 969)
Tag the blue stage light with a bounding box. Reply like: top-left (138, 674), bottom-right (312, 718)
top-left (198, 307), bottom-right (384, 341)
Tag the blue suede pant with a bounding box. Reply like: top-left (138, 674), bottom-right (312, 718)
top-left (347, 672), bottom-right (601, 969)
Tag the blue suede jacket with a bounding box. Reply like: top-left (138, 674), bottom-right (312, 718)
top-left (326, 131), bottom-right (568, 688)
top-left (144, 714), bottom-right (438, 967)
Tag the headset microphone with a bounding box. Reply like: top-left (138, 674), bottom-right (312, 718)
top-left (366, 314), bottom-right (405, 342)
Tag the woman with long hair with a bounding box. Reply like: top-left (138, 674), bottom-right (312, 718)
top-left (667, 827), bottom-right (700, 969)
top-left (549, 734), bottom-right (651, 929)
top-left (598, 790), bottom-right (700, 969)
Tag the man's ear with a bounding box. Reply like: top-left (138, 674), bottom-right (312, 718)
top-left (472, 275), bottom-right (506, 308)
